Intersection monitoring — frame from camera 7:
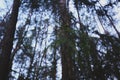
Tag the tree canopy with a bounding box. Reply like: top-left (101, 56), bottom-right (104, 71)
top-left (0, 0), bottom-right (120, 80)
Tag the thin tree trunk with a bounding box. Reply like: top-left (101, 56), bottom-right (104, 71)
top-left (52, 49), bottom-right (57, 80)
top-left (0, 0), bottom-right (20, 79)
top-left (98, 2), bottom-right (120, 38)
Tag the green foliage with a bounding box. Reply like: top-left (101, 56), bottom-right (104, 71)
top-left (5, 0), bottom-right (120, 79)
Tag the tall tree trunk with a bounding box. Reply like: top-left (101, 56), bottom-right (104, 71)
top-left (59, 0), bottom-right (75, 80)
top-left (52, 49), bottom-right (57, 80)
top-left (0, 0), bottom-right (20, 79)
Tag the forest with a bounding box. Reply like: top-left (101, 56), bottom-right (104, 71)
top-left (0, 0), bottom-right (120, 80)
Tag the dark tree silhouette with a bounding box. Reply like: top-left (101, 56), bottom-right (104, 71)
top-left (0, 0), bottom-right (21, 79)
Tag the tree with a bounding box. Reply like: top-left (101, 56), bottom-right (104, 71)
top-left (58, 0), bottom-right (76, 79)
top-left (0, 0), bottom-right (21, 79)
top-left (0, 0), bottom-right (120, 80)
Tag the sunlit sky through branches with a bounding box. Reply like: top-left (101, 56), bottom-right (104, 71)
top-left (0, 0), bottom-right (120, 80)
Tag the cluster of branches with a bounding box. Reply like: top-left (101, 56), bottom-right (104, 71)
top-left (0, 0), bottom-right (120, 80)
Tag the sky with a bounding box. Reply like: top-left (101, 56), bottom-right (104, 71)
top-left (0, 0), bottom-right (13, 20)
top-left (0, 0), bottom-right (120, 80)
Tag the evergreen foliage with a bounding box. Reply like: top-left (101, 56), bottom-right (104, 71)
top-left (0, 0), bottom-right (120, 80)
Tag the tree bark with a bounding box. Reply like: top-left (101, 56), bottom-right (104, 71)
top-left (59, 0), bottom-right (75, 80)
top-left (0, 0), bottom-right (20, 79)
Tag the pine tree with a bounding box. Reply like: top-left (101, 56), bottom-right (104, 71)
top-left (0, 0), bottom-right (21, 79)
